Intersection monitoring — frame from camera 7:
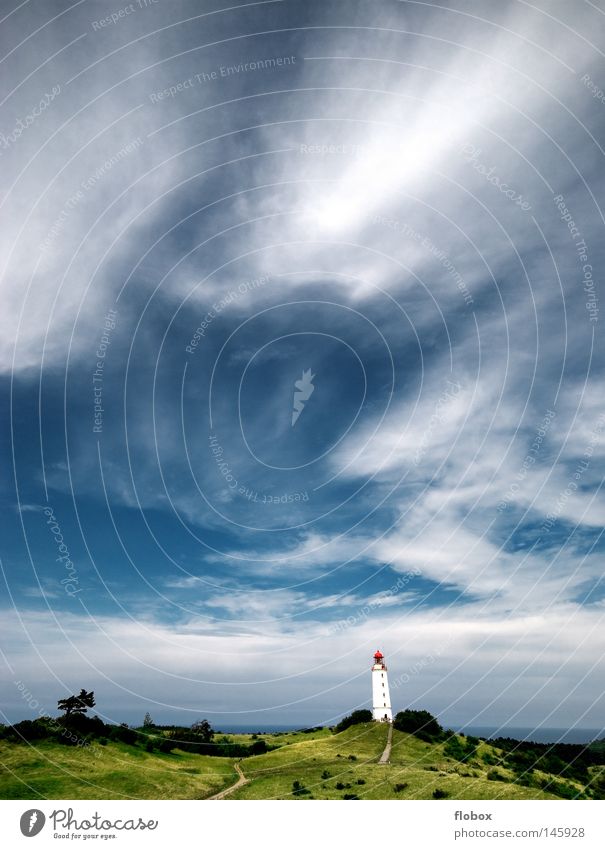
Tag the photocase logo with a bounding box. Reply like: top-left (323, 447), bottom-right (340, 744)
top-left (291, 368), bottom-right (315, 426)
top-left (20, 809), bottom-right (46, 837)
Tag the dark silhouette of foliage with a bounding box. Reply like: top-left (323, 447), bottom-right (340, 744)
top-left (393, 709), bottom-right (444, 742)
top-left (108, 724), bottom-right (137, 745)
top-left (334, 709), bottom-right (373, 733)
top-left (57, 689), bottom-right (95, 717)
top-left (190, 719), bottom-right (214, 742)
top-left (292, 780), bottom-right (311, 796)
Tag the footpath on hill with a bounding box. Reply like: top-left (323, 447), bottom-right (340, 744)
top-left (378, 723), bottom-right (393, 764)
top-left (208, 761), bottom-right (248, 800)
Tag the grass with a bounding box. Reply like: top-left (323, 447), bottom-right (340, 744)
top-left (229, 725), bottom-right (563, 800)
top-left (0, 739), bottom-right (236, 800)
top-left (222, 727), bottom-right (331, 747)
top-left (0, 724), bottom-right (592, 800)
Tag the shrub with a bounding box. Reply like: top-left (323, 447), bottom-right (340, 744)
top-left (432, 788), bottom-right (450, 799)
top-left (292, 780), bottom-right (311, 797)
top-left (394, 782), bottom-right (408, 793)
top-left (356, 779), bottom-right (366, 785)
top-left (57, 714), bottom-right (107, 739)
top-left (6, 719), bottom-right (48, 742)
top-left (335, 710), bottom-right (373, 733)
top-left (487, 769), bottom-right (508, 782)
top-left (348, 754), bottom-right (357, 761)
top-left (444, 734), bottom-right (478, 763)
top-left (549, 781), bottom-right (582, 800)
top-left (108, 724), bottom-right (137, 745)
top-left (158, 739), bottom-right (175, 754)
top-left (321, 770), bottom-right (331, 779)
top-left (393, 710), bottom-right (444, 742)
top-left (343, 793), bottom-right (360, 799)
top-left (145, 739), bottom-right (155, 753)
top-left (335, 781), bottom-right (346, 790)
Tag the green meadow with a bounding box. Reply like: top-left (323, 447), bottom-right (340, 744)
top-left (228, 723), bottom-right (565, 800)
top-left (0, 738), bottom-right (234, 800)
top-left (2, 719), bottom-right (603, 800)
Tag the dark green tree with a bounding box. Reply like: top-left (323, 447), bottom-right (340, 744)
top-left (334, 709), bottom-right (373, 733)
top-left (191, 719), bottom-right (214, 742)
top-left (393, 709), bottom-right (443, 741)
top-left (57, 689), bottom-right (95, 717)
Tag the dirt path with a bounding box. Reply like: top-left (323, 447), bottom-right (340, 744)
top-left (208, 761), bottom-right (249, 799)
top-left (378, 723), bottom-right (393, 764)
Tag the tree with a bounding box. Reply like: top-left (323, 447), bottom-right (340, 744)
top-left (57, 689), bottom-right (95, 717)
top-left (143, 712), bottom-right (154, 728)
top-left (191, 719), bottom-right (214, 742)
top-left (334, 709), bottom-right (373, 733)
top-left (393, 709), bottom-right (443, 741)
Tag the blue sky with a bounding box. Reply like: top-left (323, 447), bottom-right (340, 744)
top-left (1, 0), bottom-right (604, 731)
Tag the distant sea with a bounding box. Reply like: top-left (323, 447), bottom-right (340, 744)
top-left (458, 727), bottom-right (605, 745)
top-left (216, 725), bottom-right (303, 734)
top-left (217, 725), bottom-right (605, 744)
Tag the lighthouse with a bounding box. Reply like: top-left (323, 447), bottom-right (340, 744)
top-left (372, 650), bottom-right (393, 722)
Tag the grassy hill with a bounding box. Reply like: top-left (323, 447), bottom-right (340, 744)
top-left (2, 721), bottom-right (601, 800)
top-left (228, 723), bottom-right (563, 800)
top-left (0, 738), bottom-right (235, 800)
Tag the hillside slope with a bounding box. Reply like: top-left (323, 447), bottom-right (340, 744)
top-left (1, 723), bottom-right (597, 800)
top-left (0, 739), bottom-right (235, 800)
top-left (229, 723), bottom-right (561, 800)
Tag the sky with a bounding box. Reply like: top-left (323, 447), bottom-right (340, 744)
top-left (1, 0), bottom-right (604, 732)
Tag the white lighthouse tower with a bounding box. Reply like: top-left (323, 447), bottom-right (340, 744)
top-left (372, 649), bottom-right (392, 722)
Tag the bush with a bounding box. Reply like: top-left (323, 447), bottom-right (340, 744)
top-left (356, 779), bottom-right (366, 785)
top-left (57, 714), bottom-right (107, 740)
top-left (145, 739), bottom-right (155, 753)
top-left (393, 710), bottom-right (444, 742)
top-left (335, 710), bottom-right (373, 733)
top-left (335, 781), bottom-right (346, 790)
top-left (394, 782), bottom-right (409, 793)
top-left (6, 719), bottom-right (48, 742)
top-left (343, 793), bottom-right (360, 799)
top-left (348, 754), bottom-right (357, 761)
top-left (444, 734), bottom-right (478, 763)
top-left (158, 739), bottom-right (175, 754)
top-left (548, 781), bottom-right (582, 800)
top-left (588, 771), bottom-right (605, 799)
top-left (487, 769), bottom-right (508, 782)
top-left (108, 724), bottom-right (137, 745)
top-left (321, 770), bottom-right (331, 779)
top-left (292, 780), bottom-right (311, 797)
top-left (432, 788), bottom-right (450, 799)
